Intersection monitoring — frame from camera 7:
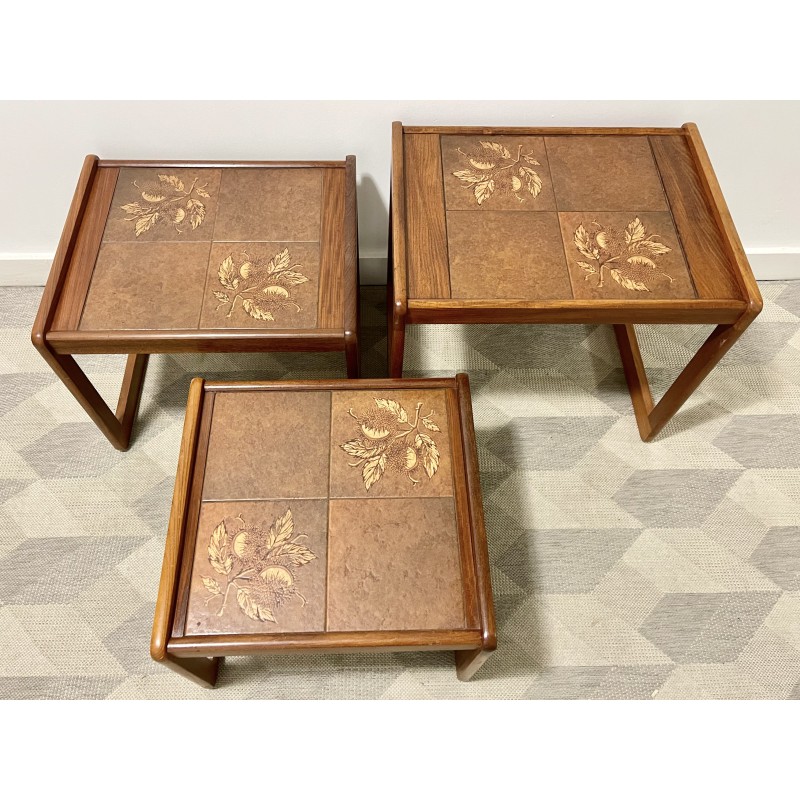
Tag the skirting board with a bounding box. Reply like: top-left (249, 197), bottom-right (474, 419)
top-left (0, 251), bottom-right (797, 287)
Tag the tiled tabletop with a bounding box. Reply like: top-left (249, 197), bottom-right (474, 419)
top-left (406, 132), bottom-right (712, 303)
top-left (181, 386), bottom-right (466, 637)
top-left (78, 167), bottom-right (332, 332)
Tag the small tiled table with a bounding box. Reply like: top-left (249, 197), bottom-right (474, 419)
top-left (389, 123), bottom-right (762, 440)
top-left (151, 374), bottom-right (495, 687)
top-left (32, 156), bottom-right (359, 450)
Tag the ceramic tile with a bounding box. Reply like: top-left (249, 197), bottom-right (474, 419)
top-left (185, 499), bottom-right (328, 635)
top-left (202, 390), bottom-right (331, 500)
top-left (212, 168), bottom-right (322, 242)
top-left (446, 211), bottom-right (572, 300)
top-left (198, 242), bottom-right (320, 330)
top-left (326, 497), bottom-right (465, 631)
top-left (558, 211), bottom-right (696, 301)
top-left (545, 136), bottom-right (667, 211)
top-left (441, 135), bottom-right (557, 211)
top-left (102, 168), bottom-right (221, 242)
top-left (79, 241), bottom-right (211, 330)
top-left (329, 389), bottom-right (454, 498)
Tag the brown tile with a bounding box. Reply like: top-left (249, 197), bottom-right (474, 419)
top-left (79, 241), bottom-right (210, 330)
top-left (102, 168), bottom-right (221, 242)
top-left (441, 135), bottom-right (557, 211)
top-left (184, 500), bottom-right (328, 635)
top-left (329, 389), bottom-right (454, 499)
top-left (213, 168), bottom-right (322, 242)
top-left (202, 390), bottom-right (331, 500)
top-left (446, 211), bottom-right (573, 300)
top-left (199, 242), bottom-right (320, 330)
top-left (545, 136), bottom-right (667, 211)
top-left (558, 211), bottom-right (696, 301)
top-left (326, 498), bottom-right (465, 631)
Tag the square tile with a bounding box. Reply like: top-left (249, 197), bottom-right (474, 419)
top-left (202, 390), bottom-right (331, 500)
top-left (213, 168), bottom-right (322, 242)
top-left (441, 135), bottom-right (557, 211)
top-left (446, 211), bottom-right (572, 300)
top-left (199, 242), bottom-right (320, 330)
top-left (545, 136), bottom-right (667, 211)
top-left (185, 499), bottom-right (328, 635)
top-left (558, 211), bottom-right (696, 301)
top-left (102, 168), bottom-right (221, 242)
top-left (329, 389), bottom-right (454, 498)
top-left (326, 497), bottom-right (464, 631)
top-left (80, 241), bottom-right (211, 330)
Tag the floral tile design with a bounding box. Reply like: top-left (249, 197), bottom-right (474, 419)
top-left (558, 211), bottom-right (696, 301)
top-left (185, 500), bottom-right (328, 636)
top-left (329, 389), bottom-right (454, 498)
top-left (441, 135), bottom-right (557, 212)
top-left (198, 242), bottom-right (320, 330)
top-left (101, 168), bottom-right (222, 243)
top-left (200, 509), bottom-right (316, 624)
top-left (340, 398), bottom-right (442, 491)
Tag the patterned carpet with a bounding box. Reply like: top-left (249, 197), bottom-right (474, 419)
top-left (1, 283), bottom-right (799, 699)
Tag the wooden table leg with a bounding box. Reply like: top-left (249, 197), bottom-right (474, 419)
top-left (388, 306), bottom-right (406, 379)
top-left (614, 309), bottom-right (758, 441)
top-left (33, 342), bottom-right (148, 451)
top-left (158, 653), bottom-right (222, 689)
top-left (455, 646), bottom-right (494, 681)
top-left (345, 332), bottom-right (361, 378)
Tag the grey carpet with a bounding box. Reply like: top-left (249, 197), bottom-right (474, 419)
top-left (1, 283), bottom-right (798, 699)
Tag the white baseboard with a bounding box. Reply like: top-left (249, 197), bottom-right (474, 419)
top-left (0, 254), bottom-right (54, 286)
top-left (743, 249), bottom-right (800, 280)
top-left (0, 250), bottom-right (797, 287)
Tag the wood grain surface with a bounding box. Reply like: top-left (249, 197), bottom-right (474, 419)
top-left (167, 629), bottom-right (482, 656)
top-left (152, 379), bottom-right (205, 659)
top-left (318, 168), bottom-right (346, 329)
top-left (343, 155), bottom-right (361, 377)
top-left (51, 167), bottom-right (120, 331)
top-left (650, 134), bottom-right (742, 301)
top-left (405, 298), bottom-right (746, 325)
top-left (682, 123), bottom-right (762, 311)
top-left (403, 133), bottom-right (450, 299)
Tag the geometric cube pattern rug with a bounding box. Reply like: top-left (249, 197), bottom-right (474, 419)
top-left (1, 282), bottom-right (798, 699)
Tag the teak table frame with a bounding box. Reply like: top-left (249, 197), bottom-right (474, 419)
top-left (389, 123), bottom-right (762, 441)
top-left (151, 375), bottom-right (496, 687)
top-left (32, 156), bottom-right (360, 451)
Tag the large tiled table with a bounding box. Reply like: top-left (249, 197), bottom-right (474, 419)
top-left (151, 375), bottom-right (495, 687)
top-left (389, 123), bottom-right (762, 440)
top-left (32, 156), bottom-right (360, 450)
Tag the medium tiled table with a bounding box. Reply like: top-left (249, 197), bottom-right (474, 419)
top-left (32, 156), bottom-right (359, 450)
top-left (389, 123), bottom-right (762, 440)
top-left (151, 375), bottom-right (495, 687)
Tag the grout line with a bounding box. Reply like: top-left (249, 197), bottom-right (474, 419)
top-left (194, 241), bottom-right (214, 330)
top-left (201, 494), bottom-right (455, 502)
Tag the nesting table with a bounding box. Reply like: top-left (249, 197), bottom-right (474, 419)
top-left (32, 156), bottom-right (360, 450)
top-left (389, 122), bottom-right (762, 440)
top-left (151, 374), bottom-right (495, 687)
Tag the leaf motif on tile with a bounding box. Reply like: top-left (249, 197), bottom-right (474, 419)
top-left (121, 173), bottom-right (211, 236)
top-left (201, 510), bottom-right (315, 622)
top-left (213, 247), bottom-right (309, 323)
top-left (453, 142), bottom-right (543, 205)
top-left (341, 399), bottom-right (442, 490)
top-left (573, 218), bottom-right (674, 292)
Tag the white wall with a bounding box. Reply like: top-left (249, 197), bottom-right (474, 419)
top-left (1, 100), bottom-right (798, 284)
